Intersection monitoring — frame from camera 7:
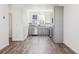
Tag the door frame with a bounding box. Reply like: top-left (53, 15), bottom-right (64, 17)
top-left (9, 13), bottom-right (13, 46)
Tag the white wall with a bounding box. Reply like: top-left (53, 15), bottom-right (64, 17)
top-left (64, 5), bottom-right (79, 53)
top-left (23, 8), bottom-right (29, 39)
top-left (0, 5), bottom-right (9, 50)
top-left (12, 5), bottom-right (24, 41)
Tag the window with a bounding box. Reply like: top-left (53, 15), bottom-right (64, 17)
top-left (32, 15), bottom-right (37, 19)
top-left (32, 12), bottom-right (53, 25)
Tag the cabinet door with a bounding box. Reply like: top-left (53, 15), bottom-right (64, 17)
top-left (37, 26), bottom-right (49, 35)
top-left (54, 6), bottom-right (63, 43)
top-left (37, 27), bottom-right (43, 35)
top-left (28, 26), bottom-right (35, 35)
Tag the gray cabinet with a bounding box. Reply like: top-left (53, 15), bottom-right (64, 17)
top-left (38, 26), bottom-right (49, 35)
top-left (54, 6), bottom-right (63, 43)
top-left (28, 25), bottom-right (35, 35)
top-left (28, 25), bottom-right (49, 36)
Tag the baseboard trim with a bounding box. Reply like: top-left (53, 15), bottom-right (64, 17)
top-left (13, 39), bottom-right (25, 41)
top-left (0, 45), bottom-right (9, 54)
top-left (63, 43), bottom-right (76, 54)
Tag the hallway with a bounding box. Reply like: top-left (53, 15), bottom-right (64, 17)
top-left (0, 36), bottom-right (73, 54)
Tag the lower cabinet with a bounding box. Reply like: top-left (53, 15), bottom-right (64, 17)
top-left (28, 25), bottom-right (49, 36)
top-left (37, 26), bottom-right (49, 36)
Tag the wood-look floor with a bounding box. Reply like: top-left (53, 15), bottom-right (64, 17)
top-left (0, 36), bottom-right (74, 54)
